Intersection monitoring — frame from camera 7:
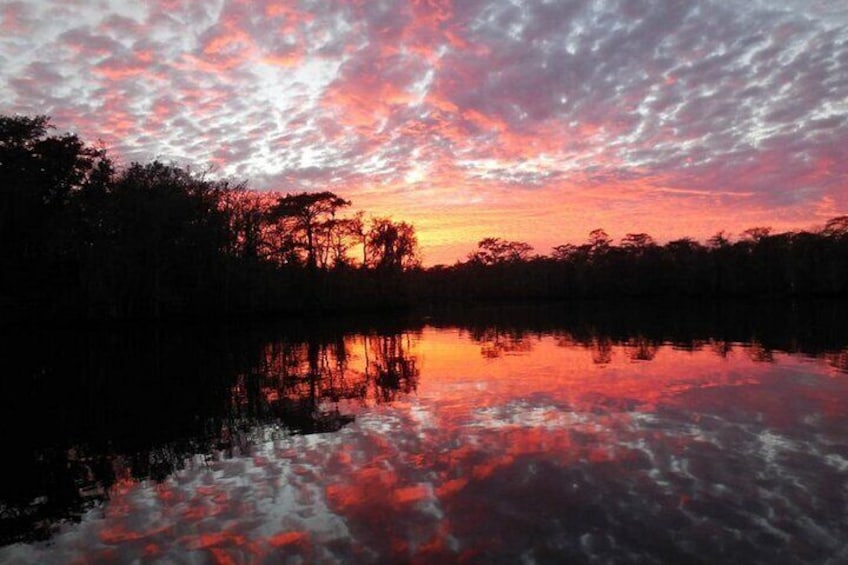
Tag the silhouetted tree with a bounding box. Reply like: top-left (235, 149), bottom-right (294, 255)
top-left (4, 113), bottom-right (848, 321)
top-left (621, 232), bottom-right (656, 251)
top-left (707, 231), bottom-right (731, 249)
top-left (551, 243), bottom-right (580, 262)
top-left (87, 161), bottom-right (236, 317)
top-left (322, 214), bottom-right (364, 269)
top-left (220, 187), bottom-right (263, 260)
top-left (267, 191), bottom-right (351, 270)
top-left (588, 228), bottom-right (612, 257)
top-left (366, 217), bottom-right (420, 272)
top-left (823, 216), bottom-right (848, 238)
top-left (469, 237), bottom-right (534, 265)
top-left (0, 115), bottom-right (109, 315)
top-left (741, 226), bottom-right (772, 243)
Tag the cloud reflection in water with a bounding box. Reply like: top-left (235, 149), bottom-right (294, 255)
top-left (2, 327), bottom-right (847, 563)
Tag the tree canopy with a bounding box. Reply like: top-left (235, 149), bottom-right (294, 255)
top-left (2, 114), bottom-right (846, 321)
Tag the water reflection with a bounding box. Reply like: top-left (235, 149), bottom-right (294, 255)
top-left (471, 327), bottom-right (535, 358)
top-left (231, 334), bottom-right (419, 436)
top-left (1, 304), bottom-right (847, 563)
top-left (0, 326), bottom-right (420, 545)
top-left (827, 349), bottom-right (848, 373)
top-left (365, 333), bottom-right (419, 403)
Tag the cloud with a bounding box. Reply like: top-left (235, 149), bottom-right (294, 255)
top-left (1, 0), bottom-right (845, 263)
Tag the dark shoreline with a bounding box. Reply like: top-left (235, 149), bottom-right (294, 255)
top-left (2, 299), bottom-right (847, 547)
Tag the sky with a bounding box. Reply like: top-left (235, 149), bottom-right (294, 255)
top-left (1, 0), bottom-right (846, 265)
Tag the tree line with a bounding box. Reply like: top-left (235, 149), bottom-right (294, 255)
top-left (0, 115), bottom-right (420, 320)
top-left (2, 114), bottom-right (846, 321)
top-left (421, 220), bottom-right (848, 303)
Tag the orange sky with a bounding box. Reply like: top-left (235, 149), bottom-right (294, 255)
top-left (2, 1), bottom-right (846, 264)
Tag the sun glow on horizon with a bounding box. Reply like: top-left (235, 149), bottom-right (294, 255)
top-left (1, 0), bottom-right (845, 265)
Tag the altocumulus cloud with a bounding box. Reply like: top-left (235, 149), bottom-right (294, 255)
top-left (1, 0), bottom-right (846, 262)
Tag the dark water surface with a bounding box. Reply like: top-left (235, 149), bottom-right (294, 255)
top-left (1, 303), bottom-right (847, 563)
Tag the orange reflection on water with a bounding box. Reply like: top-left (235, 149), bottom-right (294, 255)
top-left (415, 328), bottom-right (758, 414)
top-left (7, 327), bottom-right (848, 563)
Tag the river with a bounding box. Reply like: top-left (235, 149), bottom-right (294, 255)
top-left (1, 303), bottom-right (846, 563)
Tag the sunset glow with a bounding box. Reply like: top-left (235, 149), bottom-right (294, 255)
top-left (2, 1), bottom-right (846, 264)
top-left (3, 326), bottom-right (846, 562)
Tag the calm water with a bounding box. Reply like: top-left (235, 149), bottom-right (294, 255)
top-left (1, 304), bottom-right (847, 563)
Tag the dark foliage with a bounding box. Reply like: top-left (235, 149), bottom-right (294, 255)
top-left (420, 223), bottom-right (848, 303)
top-left (0, 116), bottom-right (419, 321)
top-left (2, 114), bottom-right (846, 322)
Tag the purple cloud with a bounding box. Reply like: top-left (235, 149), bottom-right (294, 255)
top-left (0, 0), bottom-right (845, 262)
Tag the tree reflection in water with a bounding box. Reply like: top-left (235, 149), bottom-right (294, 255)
top-left (231, 332), bottom-right (419, 436)
top-left (624, 336), bottom-right (660, 361)
top-left (828, 350), bottom-right (848, 372)
top-left (0, 327), bottom-right (419, 545)
top-left (1, 302), bottom-right (847, 559)
top-left (469, 327), bottom-right (535, 358)
top-left (365, 333), bottom-right (419, 403)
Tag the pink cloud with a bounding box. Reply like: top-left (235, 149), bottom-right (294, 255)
top-left (1, 0), bottom-right (846, 264)
top-left (0, 1), bottom-right (28, 33)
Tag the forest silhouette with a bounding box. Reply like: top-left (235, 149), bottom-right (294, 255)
top-left (2, 114), bottom-right (847, 322)
top-left (3, 301), bottom-right (847, 545)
